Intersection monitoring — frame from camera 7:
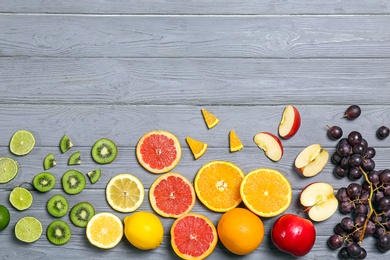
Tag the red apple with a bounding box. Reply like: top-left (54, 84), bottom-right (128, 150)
top-left (278, 105), bottom-right (301, 139)
top-left (253, 132), bottom-right (283, 162)
top-left (271, 214), bottom-right (316, 257)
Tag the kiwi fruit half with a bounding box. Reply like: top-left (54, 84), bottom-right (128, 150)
top-left (69, 202), bottom-right (95, 228)
top-left (43, 153), bottom-right (56, 170)
top-left (62, 170), bottom-right (86, 195)
top-left (47, 194), bottom-right (69, 218)
top-left (60, 134), bottom-right (73, 153)
top-left (68, 151), bottom-right (81, 165)
top-left (91, 138), bottom-right (117, 164)
top-left (33, 172), bottom-right (56, 192)
top-left (46, 220), bottom-right (71, 245)
top-left (87, 168), bottom-right (101, 184)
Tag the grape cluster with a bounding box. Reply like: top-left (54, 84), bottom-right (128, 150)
top-left (328, 130), bottom-right (390, 259)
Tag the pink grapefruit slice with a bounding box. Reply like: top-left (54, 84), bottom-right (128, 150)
top-left (149, 172), bottom-right (195, 218)
top-left (136, 130), bottom-right (182, 174)
top-left (171, 213), bottom-right (218, 259)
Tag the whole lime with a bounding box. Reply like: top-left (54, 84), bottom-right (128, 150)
top-left (0, 205), bottom-right (11, 231)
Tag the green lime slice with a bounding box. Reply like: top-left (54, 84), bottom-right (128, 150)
top-left (15, 216), bottom-right (42, 243)
top-left (9, 187), bottom-right (33, 211)
top-left (0, 157), bottom-right (19, 183)
top-left (10, 130), bottom-right (36, 156)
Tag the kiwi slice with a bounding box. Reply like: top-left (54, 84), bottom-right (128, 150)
top-left (69, 202), bottom-right (95, 228)
top-left (61, 169), bottom-right (86, 195)
top-left (91, 138), bottom-right (117, 164)
top-left (60, 134), bottom-right (73, 153)
top-left (47, 194), bottom-right (69, 218)
top-left (87, 168), bottom-right (101, 184)
top-left (46, 220), bottom-right (71, 245)
top-left (33, 172), bottom-right (56, 192)
top-left (68, 151), bottom-right (81, 165)
top-left (43, 153), bottom-right (56, 170)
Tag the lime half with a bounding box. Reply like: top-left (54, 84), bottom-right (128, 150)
top-left (15, 216), bottom-right (42, 243)
top-left (0, 157), bottom-right (18, 183)
top-left (9, 187), bottom-right (33, 211)
top-left (0, 205), bottom-right (11, 231)
top-left (10, 130), bottom-right (36, 156)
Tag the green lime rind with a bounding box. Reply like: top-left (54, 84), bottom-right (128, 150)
top-left (0, 157), bottom-right (19, 184)
top-left (0, 205), bottom-right (11, 231)
top-left (9, 187), bottom-right (33, 211)
top-left (15, 216), bottom-right (42, 243)
top-left (10, 130), bottom-right (35, 156)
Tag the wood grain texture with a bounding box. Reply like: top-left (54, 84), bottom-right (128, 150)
top-left (1, 15), bottom-right (390, 58)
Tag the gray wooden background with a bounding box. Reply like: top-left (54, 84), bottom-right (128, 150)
top-left (1, 1), bottom-right (390, 259)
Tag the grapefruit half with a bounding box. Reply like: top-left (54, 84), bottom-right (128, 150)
top-left (136, 130), bottom-right (182, 174)
top-left (149, 172), bottom-right (195, 218)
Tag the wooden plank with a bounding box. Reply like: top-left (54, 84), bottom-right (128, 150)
top-left (0, 0), bottom-right (389, 15)
top-left (1, 15), bottom-right (390, 58)
top-left (1, 58), bottom-right (390, 105)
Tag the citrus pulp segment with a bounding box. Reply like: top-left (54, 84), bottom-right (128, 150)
top-left (229, 130), bottom-right (244, 152)
top-left (136, 130), bottom-right (182, 174)
top-left (9, 187), bottom-right (33, 211)
top-left (194, 160), bottom-right (244, 212)
top-left (9, 130), bottom-right (35, 156)
top-left (86, 212), bottom-right (123, 249)
top-left (201, 108), bottom-right (220, 129)
top-left (0, 157), bottom-right (18, 184)
top-left (15, 216), bottom-right (42, 243)
top-left (106, 174), bottom-right (144, 213)
top-left (171, 213), bottom-right (218, 259)
top-left (240, 168), bottom-right (292, 217)
top-left (186, 136), bottom-right (208, 160)
top-left (149, 172), bottom-right (195, 218)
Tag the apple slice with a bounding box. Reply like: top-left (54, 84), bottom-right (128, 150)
top-left (295, 144), bottom-right (329, 177)
top-left (253, 132), bottom-right (283, 162)
top-left (300, 182), bottom-right (338, 222)
top-left (278, 105), bottom-right (301, 139)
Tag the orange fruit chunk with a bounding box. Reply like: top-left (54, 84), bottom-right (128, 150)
top-left (201, 108), bottom-right (220, 129)
top-left (229, 130), bottom-right (243, 152)
top-left (240, 168), bottom-right (292, 217)
top-left (194, 160), bottom-right (244, 212)
top-left (217, 208), bottom-right (264, 255)
top-left (149, 172), bottom-right (196, 218)
top-left (186, 136), bottom-right (208, 160)
top-left (171, 213), bottom-right (218, 259)
top-left (136, 130), bottom-right (182, 174)
top-left (86, 212), bottom-right (123, 249)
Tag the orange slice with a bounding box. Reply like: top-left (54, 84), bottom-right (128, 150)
top-left (229, 130), bottom-right (243, 152)
top-left (136, 130), bottom-right (182, 174)
top-left (201, 108), bottom-right (220, 129)
top-left (186, 136), bottom-right (208, 160)
top-left (194, 160), bottom-right (244, 212)
top-left (149, 172), bottom-right (196, 218)
top-left (106, 174), bottom-right (144, 213)
top-left (171, 213), bottom-right (218, 259)
top-left (86, 212), bottom-right (123, 249)
top-left (240, 168), bottom-right (292, 217)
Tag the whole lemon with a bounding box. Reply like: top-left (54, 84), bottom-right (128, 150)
top-left (0, 205), bottom-right (10, 231)
top-left (124, 211), bottom-right (164, 250)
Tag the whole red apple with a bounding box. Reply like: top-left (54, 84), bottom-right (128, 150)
top-left (271, 214), bottom-right (316, 257)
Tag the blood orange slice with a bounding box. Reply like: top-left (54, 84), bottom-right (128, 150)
top-left (136, 130), bottom-right (182, 174)
top-left (171, 213), bottom-right (218, 259)
top-left (149, 173), bottom-right (195, 218)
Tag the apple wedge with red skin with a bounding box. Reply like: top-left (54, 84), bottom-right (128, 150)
top-left (253, 132), bottom-right (283, 162)
top-left (271, 214), bottom-right (316, 257)
top-left (300, 182), bottom-right (338, 222)
top-left (295, 143), bottom-right (329, 177)
top-left (278, 105), bottom-right (301, 139)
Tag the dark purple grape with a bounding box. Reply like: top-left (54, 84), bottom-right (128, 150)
top-left (348, 167), bottom-right (362, 180)
top-left (347, 183), bottom-right (362, 198)
top-left (362, 182), bottom-right (371, 192)
top-left (339, 201), bottom-right (354, 214)
top-left (360, 139), bottom-right (368, 149)
top-left (337, 187), bottom-right (349, 202)
top-left (355, 247), bottom-right (367, 259)
top-left (377, 125), bottom-right (390, 140)
top-left (368, 170), bottom-right (380, 186)
top-left (371, 214), bottom-right (383, 223)
top-left (349, 154), bottom-right (363, 167)
top-left (364, 147), bottom-right (376, 159)
top-left (375, 190), bottom-right (385, 202)
top-left (337, 142), bottom-right (352, 157)
top-left (338, 247), bottom-right (350, 259)
top-left (384, 186), bottom-right (390, 196)
top-left (340, 217), bottom-right (354, 231)
top-left (364, 221), bottom-right (376, 236)
top-left (377, 243), bottom-right (390, 252)
top-left (379, 196), bottom-right (390, 211)
top-left (355, 214), bottom-right (366, 227)
top-left (334, 223), bottom-right (348, 236)
top-left (374, 226), bottom-right (386, 238)
top-left (344, 105), bottom-right (361, 120)
top-left (352, 229), bottom-right (363, 242)
top-left (327, 125), bottom-right (343, 140)
top-left (380, 169), bottom-right (390, 184)
top-left (327, 234), bottom-right (344, 250)
top-left (331, 152), bottom-right (343, 164)
top-left (355, 204), bottom-right (368, 215)
top-left (384, 209), bottom-right (390, 218)
top-left (346, 242), bottom-right (362, 258)
top-left (362, 158), bottom-right (375, 171)
top-left (352, 143), bottom-right (366, 155)
top-left (340, 156), bottom-right (351, 169)
top-left (348, 131), bottom-right (363, 146)
top-left (334, 165), bottom-right (349, 178)
top-left (378, 233), bottom-right (390, 247)
top-left (360, 190), bottom-right (370, 204)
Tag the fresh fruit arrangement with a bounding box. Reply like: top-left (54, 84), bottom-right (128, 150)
top-left (1, 105), bottom-right (389, 260)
